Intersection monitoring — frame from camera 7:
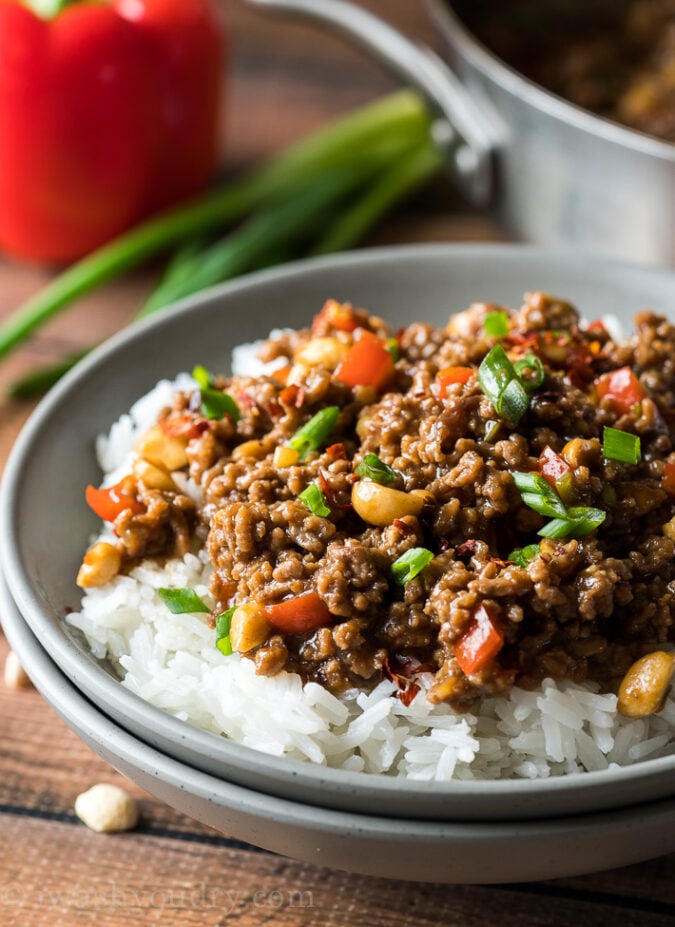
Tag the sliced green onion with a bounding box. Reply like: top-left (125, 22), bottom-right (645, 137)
top-left (215, 606), bottom-right (236, 656)
top-left (603, 426), bottom-right (641, 465)
top-left (512, 472), bottom-right (567, 518)
top-left (192, 364), bottom-right (212, 390)
top-left (355, 453), bottom-right (397, 485)
top-left (288, 406), bottom-right (339, 460)
top-left (484, 310), bottom-right (509, 338)
top-left (158, 588), bottom-right (210, 614)
top-left (513, 354), bottom-right (545, 392)
top-left (200, 388), bottom-right (240, 422)
top-left (192, 364), bottom-right (240, 422)
top-left (391, 547), bottom-right (434, 584)
top-left (478, 344), bottom-right (529, 424)
top-left (299, 483), bottom-right (331, 517)
top-left (384, 338), bottom-right (399, 361)
top-left (484, 420), bottom-right (502, 443)
top-left (538, 507), bottom-right (606, 539)
top-left (508, 544), bottom-right (540, 568)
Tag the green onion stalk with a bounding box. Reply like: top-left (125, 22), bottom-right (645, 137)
top-left (4, 91), bottom-right (442, 398)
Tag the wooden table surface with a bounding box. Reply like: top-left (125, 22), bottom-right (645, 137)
top-left (1, 2), bottom-right (674, 925)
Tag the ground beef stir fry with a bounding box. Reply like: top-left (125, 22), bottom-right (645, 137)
top-left (78, 294), bottom-right (675, 711)
top-left (464, 0), bottom-right (675, 142)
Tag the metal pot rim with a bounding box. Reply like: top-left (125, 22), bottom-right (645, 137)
top-left (428, 0), bottom-right (675, 161)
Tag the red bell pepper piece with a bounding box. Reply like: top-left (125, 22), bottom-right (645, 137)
top-left (334, 331), bottom-right (395, 392)
top-left (86, 478), bottom-right (144, 522)
top-left (453, 603), bottom-right (504, 676)
top-left (265, 591), bottom-right (333, 635)
top-left (595, 367), bottom-right (645, 415)
top-left (311, 299), bottom-right (359, 335)
top-left (436, 366), bottom-right (474, 399)
top-left (663, 463), bottom-right (675, 497)
top-left (0, 0), bottom-right (223, 262)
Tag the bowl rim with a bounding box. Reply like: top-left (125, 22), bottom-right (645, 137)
top-left (3, 242), bottom-right (675, 811)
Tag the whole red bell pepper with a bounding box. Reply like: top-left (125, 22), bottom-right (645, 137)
top-left (0, 0), bottom-right (224, 263)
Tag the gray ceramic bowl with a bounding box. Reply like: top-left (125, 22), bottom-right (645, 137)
top-left (4, 567), bottom-right (675, 883)
top-left (3, 244), bottom-right (675, 822)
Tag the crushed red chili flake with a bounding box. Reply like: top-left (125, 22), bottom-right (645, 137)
top-left (161, 415), bottom-right (208, 440)
top-left (455, 539), bottom-right (478, 562)
top-left (279, 384), bottom-right (305, 408)
top-left (326, 442), bottom-right (348, 460)
top-left (393, 518), bottom-right (414, 535)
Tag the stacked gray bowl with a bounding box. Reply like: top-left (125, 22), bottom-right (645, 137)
top-left (4, 245), bottom-right (675, 883)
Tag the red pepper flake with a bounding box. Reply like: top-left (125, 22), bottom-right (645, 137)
top-left (455, 539), bottom-right (478, 562)
top-left (326, 442), bottom-right (348, 461)
top-left (383, 655), bottom-right (434, 705)
top-left (397, 682), bottom-right (420, 707)
top-left (235, 390), bottom-right (257, 411)
top-left (266, 400), bottom-right (283, 420)
top-left (504, 331), bottom-right (540, 355)
top-left (318, 469), bottom-right (351, 511)
top-left (279, 384), bottom-right (305, 408)
top-left (392, 518), bottom-right (414, 535)
top-left (160, 415), bottom-right (208, 440)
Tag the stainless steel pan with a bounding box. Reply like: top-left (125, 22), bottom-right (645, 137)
top-left (246, 0), bottom-right (675, 266)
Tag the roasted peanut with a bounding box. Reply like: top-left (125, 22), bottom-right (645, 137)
top-left (76, 542), bottom-right (122, 589)
top-left (351, 481), bottom-right (425, 526)
top-left (75, 783), bottom-right (139, 833)
top-left (561, 437), bottom-right (600, 469)
top-left (230, 603), bottom-right (271, 653)
top-left (132, 458), bottom-right (176, 492)
top-left (663, 516), bottom-right (675, 542)
top-left (4, 651), bottom-right (31, 690)
top-left (273, 446), bottom-right (299, 468)
top-left (231, 439), bottom-right (268, 461)
top-left (294, 336), bottom-right (347, 370)
top-left (618, 651), bottom-right (675, 718)
top-left (136, 424), bottom-right (188, 471)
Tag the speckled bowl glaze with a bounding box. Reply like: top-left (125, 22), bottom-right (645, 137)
top-left (4, 567), bottom-right (675, 883)
top-left (2, 245), bottom-right (675, 823)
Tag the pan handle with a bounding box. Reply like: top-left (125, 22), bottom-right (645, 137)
top-left (245, 0), bottom-right (495, 207)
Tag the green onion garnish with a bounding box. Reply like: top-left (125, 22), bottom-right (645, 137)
top-left (299, 483), bottom-right (331, 517)
top-left (355, 453), bottom-right (397, 485)
top-left (385, 338), bottom-right (399, 361)
top-left (192, 364), bottom-right (240, 422)
top-left (603, 426), bottom-right (641, 465)
top-left (288, 406), bottom-right (339, 460)
top-left (512, 472), bottom-right (567, 519)
top-left (391, 547), bottom-right (434, 584)
top-left (200, 389), bottom-right (240, 422)
top-left (158, 588), bottom-right (210, 614)
top-left (508, 544), bottom-right (540, 568)
top-left (537, 507), bottom-right (606, 539)
top-left (512, 472), bottom-right (605, 539)
top-left (215, 606), bottom-right (236, 656)
top-left (513, 354), bottom-right (545, 392)
top-left (192, 364), bottom-right (212, 390)
top-left (484, 310), bottom-right (510, 338)
top-left (478, 344), bottom-right (530, 424)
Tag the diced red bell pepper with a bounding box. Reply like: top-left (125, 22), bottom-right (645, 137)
top-left (587, 320), bottom-right (607, 334)
top-left (436, 366), bottom-right (474, 399)
top-left (453, 603), bottom-right (504, 676)
top-left (595, 367), bottom-right (645, 415)
top-left (334, 331), bottom-right (394, 392)
top-left (86, 479), bottom-right (144, 522)
top-left (311, 299), bottom-right (359, 335)
top-left (539, 446), bottom-right (575, 504)
top-left (663, 462), bottom-right (675, 497)
top-left (0, 0), bottom-right (224, 262)
top-left (265, 591), bottom-right (333, 635)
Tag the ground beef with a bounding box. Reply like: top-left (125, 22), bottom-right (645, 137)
top-left (113, 295), bottom-right (675, 709)
top-left (465, 0), bottom-right (675, 142)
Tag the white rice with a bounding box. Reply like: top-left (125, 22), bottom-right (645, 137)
top-left (67, 357), bottom-right (675, 781)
